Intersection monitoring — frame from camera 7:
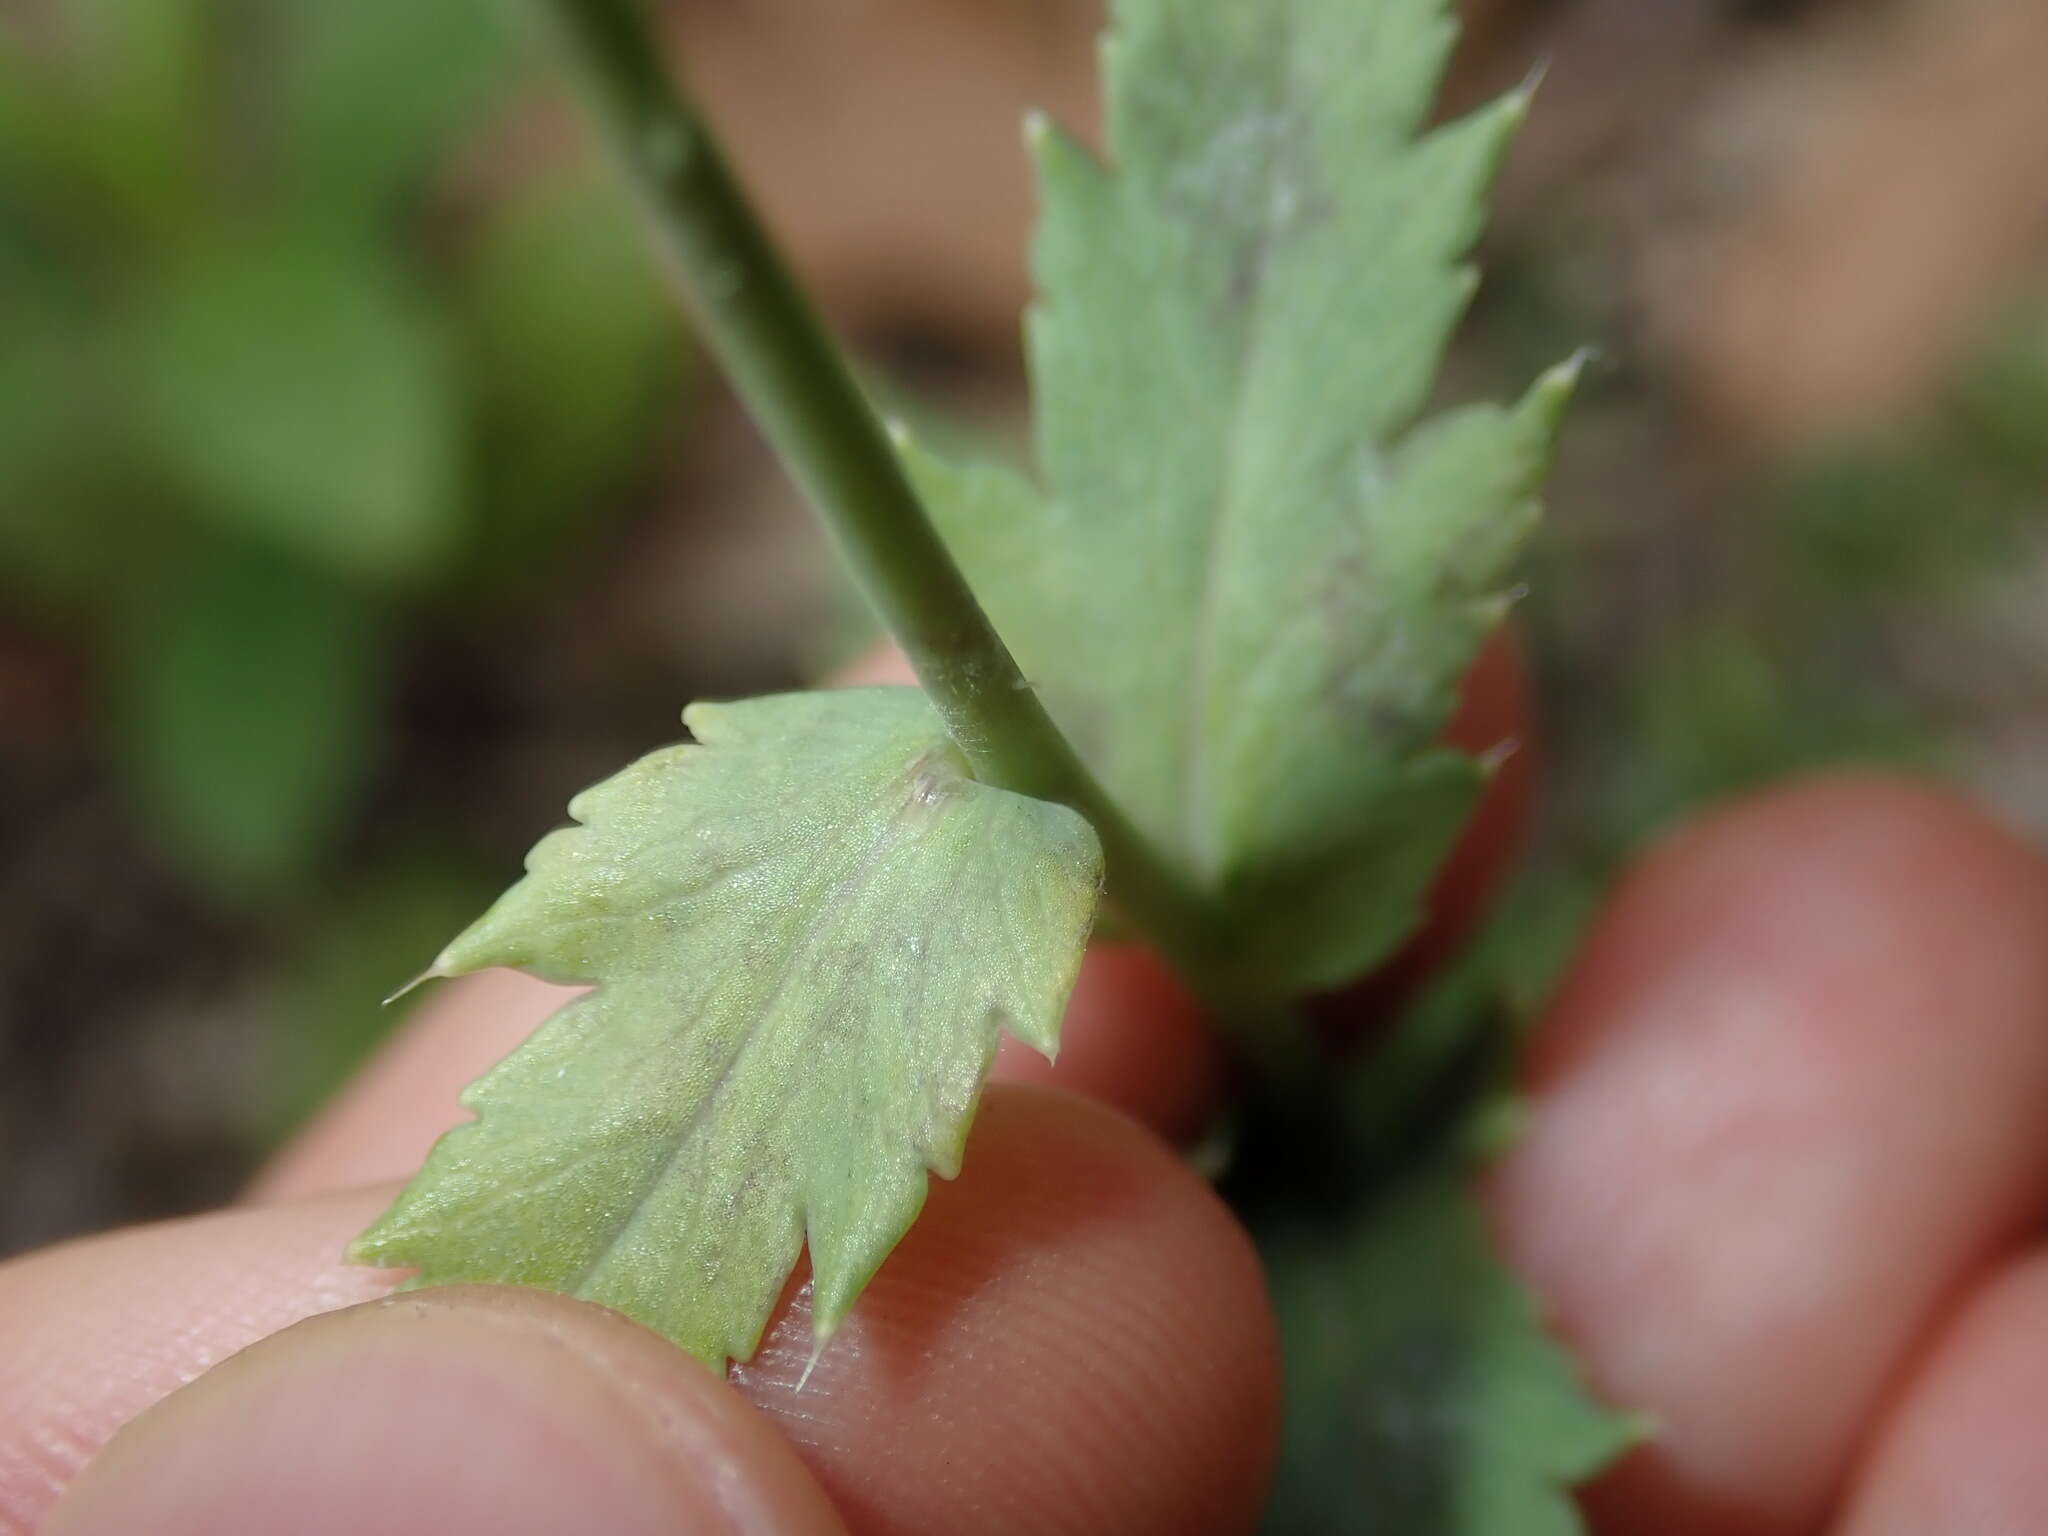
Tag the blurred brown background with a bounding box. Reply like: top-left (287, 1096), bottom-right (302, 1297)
top-left (3, 0), bottom-right (2046, 1257)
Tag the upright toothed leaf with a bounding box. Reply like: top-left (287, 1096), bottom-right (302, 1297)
top-left (351, 688), bottom-right (1102, 1367)
top-left (907, 0), bottom-right (1571, 994)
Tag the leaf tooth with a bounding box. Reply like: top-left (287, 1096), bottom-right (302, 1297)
top-left (806, 1162), bottom-right (933, 1345)
top-left (1027, 110), bottom-right (1111, 203)
top-left (1411, 85), bottom-right (1539, 281)
top-left (431, 900), bottom-right (534, 980)
top-left (1010, 996), bottom-right (1061, 1067)
top-left (1469, 585), bottom-right (1526, 635)
top-left (1473, 732), bottom-right (1526, 782)
top-left (1526, 347), bottom-right (1594, 426)
top-left (382, 967), bottom-right (436, 1007)
top-left (1508, 350), bottom-right (1595, 494)
top-left (1506, 54), bottom-right (1552, 124)
top-left (795, 1334), bottom-right (829, 1392)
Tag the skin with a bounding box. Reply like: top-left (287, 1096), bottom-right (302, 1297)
top-left (10, 652), bottom-right (2048, 1533)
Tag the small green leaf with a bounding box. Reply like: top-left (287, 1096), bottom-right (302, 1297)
top-left (0, 301), bottom-right (145, 607)
top-left (909, 0), bottom-right (1569, 995)
top-left (453, 160), bottom-right (689, 589)
top-left (111, 538), bottom-right (383, 896)
top-left (270, 0), bottom-right (514, 219)
top-left (128, 223), bottom-right (464, 586)
top-left (352, 688), bottom-right (1103, 1366)
top-left (1262, 1158), bottom-right (1641, 1535)
top-left (51, 0), bottom-right (211, 240)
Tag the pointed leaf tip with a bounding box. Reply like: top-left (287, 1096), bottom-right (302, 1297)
top-left (381, 969), bottom-right (435, 1007)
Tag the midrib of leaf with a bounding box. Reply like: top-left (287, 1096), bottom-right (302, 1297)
top-left (561, 760), bottom-right (941, 1295)
top-left (1176, 6), bottom-right (1303, 879)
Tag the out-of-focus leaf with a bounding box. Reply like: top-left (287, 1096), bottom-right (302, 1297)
top-left (0, 351), bottom-right (128, 602)
top-left (907, 0), bottom-right (1571, 997)
top-left (0, 280), bottom-right (151, 606)
top-left (454, 161), bottom-right (687, 586)
top-left (1784, 451), bottom-right (2002, 597)
top-left (0, 32), bottom-right (73, 221)
top-left (1600, 627), bottom-right (1937, 857)
top-left (1952, 302), bottom-right (2048, 482)
top-left (353, 688), bottom-right (1103, 1367)
top-left (128, 224), bottom-right (465, 585)
top-left (270, 0), bottom-right (515, 218)
top-left (55, 0), bottom-right (210, 241)
top-left (1262, 1156), bottom-right (1640, 1534)
top-left (111, 538), bottom-right (383, 895)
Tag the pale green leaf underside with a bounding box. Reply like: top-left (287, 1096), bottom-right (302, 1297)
top-left (351, 688), bottom-right (1102, 1367)
top-left (908, 0), bottom-right (1574, 993)
top-left (1264, 1161), bottom-right (1643, 1534)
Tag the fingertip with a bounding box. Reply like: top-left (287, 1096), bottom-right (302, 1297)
top-left (1489, 771), bottom-right (2048, 1534)
top-left (1527, 770), bottom-right (2048, 1083)
top-left (737, 1084), bottom-right (1282, 1535)
top-left (830, 645), bottom-right (917, 688)
top-left (44, 1287), bottom-right (846, 1536)
top-left (1839, 1250), bottom-right (2048, 1535)
top-left (0, 1186), bottom-right (402, 1531)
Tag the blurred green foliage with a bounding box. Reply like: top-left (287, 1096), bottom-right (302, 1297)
top-left (1562, 305), bottom-right (2048, 872)
top-left (0, 0), bottom-right (690, 898)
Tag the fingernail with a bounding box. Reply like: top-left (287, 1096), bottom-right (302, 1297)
top-left (45, 1286), bottom-right (843, 1536)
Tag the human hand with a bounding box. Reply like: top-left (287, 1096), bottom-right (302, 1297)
top-left (3, 951), bottom-right (1275, 1535)
top-left (8, 653), bottom-right (2048, 1535)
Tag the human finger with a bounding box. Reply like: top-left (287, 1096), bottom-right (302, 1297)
top-left (5, 1085), bottom-right (1281, 1536)
top-left (1485, 776), bottom-right (2048, 1535)
top-left (41, 1286), bottom-right (848, 1536)
top-left (1834, 1249), bottom-right (2048, 1535)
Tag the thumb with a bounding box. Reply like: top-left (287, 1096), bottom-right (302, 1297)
top-left (43, 1286), bottom-right (846, 1536)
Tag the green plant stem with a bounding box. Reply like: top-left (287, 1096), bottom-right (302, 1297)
top-left (533, 0), bottom-right (1241, 995)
